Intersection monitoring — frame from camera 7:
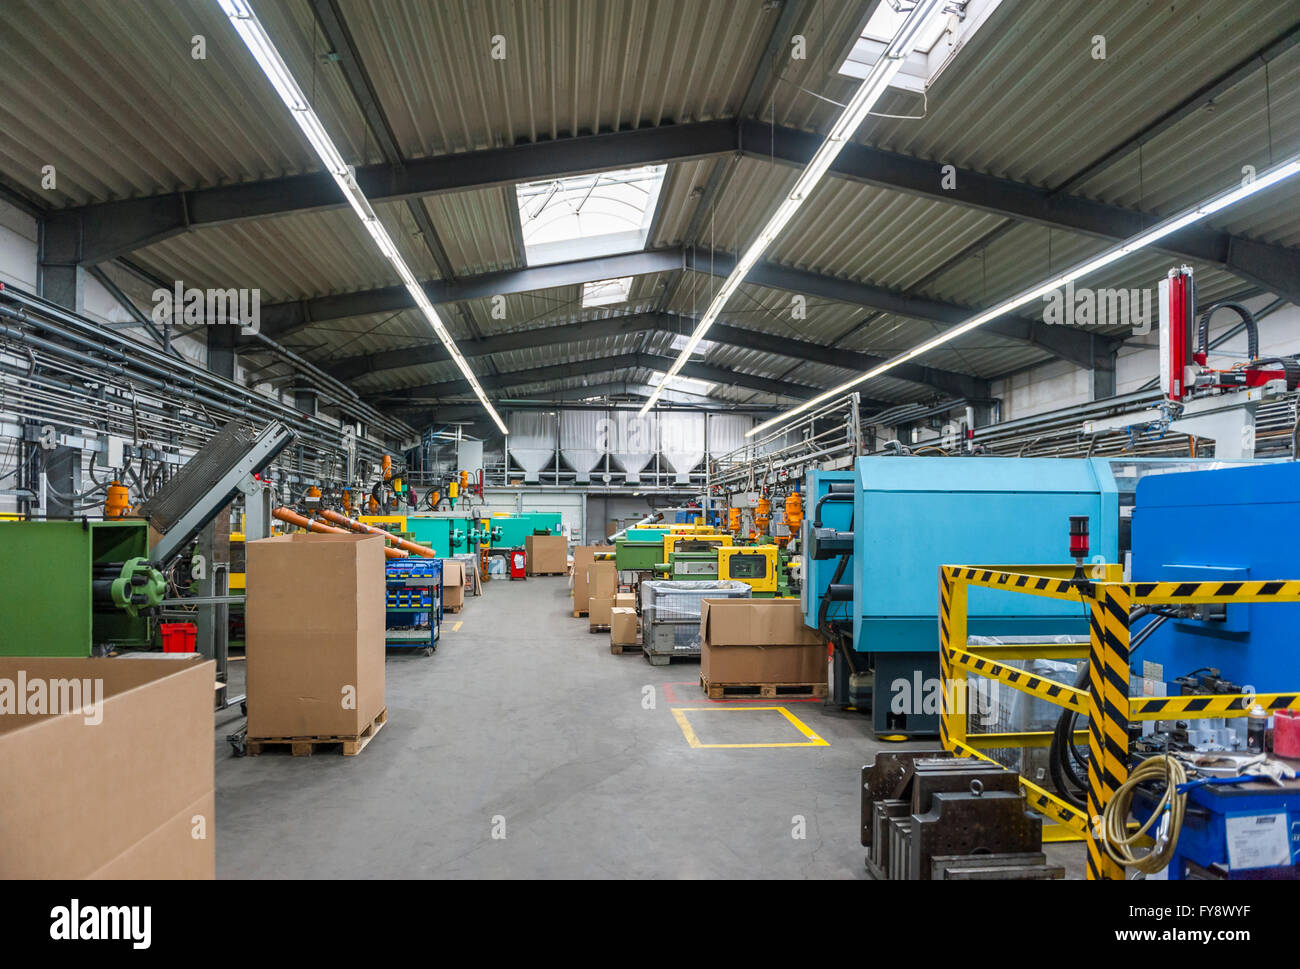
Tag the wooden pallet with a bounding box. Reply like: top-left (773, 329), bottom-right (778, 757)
top-left (247, 707), bottom-right (388, 757)
top-left (530, 571), bottom-right (567, 577)
top-left (588, 624), bottom-right (610, 633)
top-left (609, 641), bottom-right (640, 654)
top-left (444, 604), bottom-right (462, 614)
top-left (699, 677), bottom-right (828, 700)
top-left (572, 608), bottom-right (589, 618)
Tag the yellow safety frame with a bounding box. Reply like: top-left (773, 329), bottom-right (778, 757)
top-left (360, 514), bottom-right (408, 532)
top-left (662, 533), bottom-right (732, 557)
top-left (718, 545), bottom-right (779, 593)
top-left (938, 564), bottom-right (1300, 880)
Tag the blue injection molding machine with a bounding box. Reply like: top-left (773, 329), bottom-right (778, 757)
top-left (1132, 460), bottom-right (1300, 691)
top-left (805, 456), bottom-right (1123, 736)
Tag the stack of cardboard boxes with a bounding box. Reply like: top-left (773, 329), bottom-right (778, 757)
top-left (586, 560), bottom-right (617, 631)
top-left (610, 591), bottom-right (637, 650)
top-left (570, 545), bottom-right (606, 616)
top-left (699, 598), bottom-right (826, 690)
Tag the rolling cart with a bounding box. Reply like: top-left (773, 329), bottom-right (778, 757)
top-left (385, 558), bottom-right (442, 656)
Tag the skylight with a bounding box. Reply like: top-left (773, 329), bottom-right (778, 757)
top-left (582, 276), bottom-right (633, 307)
top-left (516, 165), bottom-right (666, 266)
top-left (669, 334), bottom-right (716, 356)
top-left (838, 0), bottom-right (1002, 94)
top-left (649, 371), bottom-right (714, 397)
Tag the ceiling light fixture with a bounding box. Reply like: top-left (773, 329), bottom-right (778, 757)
top-left (746, 152), bottom-right (1300, 437)
top-left (216, 0), bottom-right (507, 435)
top-left (637, 0), bottom-right (948, 417)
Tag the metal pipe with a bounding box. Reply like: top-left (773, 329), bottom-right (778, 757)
top-left (272, 506), bottom-right (409, 558)
top-left (318, 508), bottom-right (435, 557)
top-left (0, 304), bottom-right (388, 467)
top-left (0, 284), bottom-right (410, 451)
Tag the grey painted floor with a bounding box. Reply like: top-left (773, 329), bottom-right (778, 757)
top-left (214, 576), bottom-right (1084, 879)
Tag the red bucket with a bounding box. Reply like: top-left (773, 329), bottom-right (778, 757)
top-left (1274, 708), bottom-right (1300, 758)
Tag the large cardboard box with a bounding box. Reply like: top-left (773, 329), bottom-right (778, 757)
top-left (587, 561), bottom-right (617, 606)
top-left (610, 607), bottom-right (638, 646)
top-left (443, 559), bottom-right (465, 609)
top-left (614, 592), bottom-right (635, 610)
top-left (570, 545), bottom-right (609, 611)
top-left (700, 599), bottom-right (826, 684)
top-left (0, 656), bottom-right (215, 878)
top-left (525, 534), bottom-right (568, 574)
top-left (246, 533), bottom-right (386, 739)
top-left (589, 596), bottom-right (613, 629)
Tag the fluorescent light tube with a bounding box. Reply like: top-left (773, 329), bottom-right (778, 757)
top-left (638, 0), bottom-right (947, 416)
top-left (746, 151), bottom-right (1300, 438)
top-left (216, 0), bottom-right (507, 436)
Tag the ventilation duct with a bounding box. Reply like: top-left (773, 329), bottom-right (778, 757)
top-left (560, 410), bottom-right (603, 484)
top-left (609, 411), bottom-right (657, 484)
top-left (507, 412), bottom-right (554, 483)
top-left (659, 411), bottom-right (704, 484)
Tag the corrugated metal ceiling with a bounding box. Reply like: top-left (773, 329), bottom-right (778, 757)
top-left (0, 0), bottom-right (1295, 419)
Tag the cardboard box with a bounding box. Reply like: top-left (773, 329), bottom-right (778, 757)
top-left (589, 596), bottom-right (613, 629)
top-left (587, 561), bottom-right (617, 606)
top-left (246, 533), bottom-right (386, 739)
top-left (0, 656), bottom-right (215, 878)
top-left (610, 607), bottom-right (638, 645)
top-left (700, 599), bottom-right (826, 684)
top-left (614, 592), bottom-right (635, 610)
top-left (525, 534), bottom-right (568, 574)
top-left (443, 559), bottom-right (465, 609)
top-left (570, 545), bottom-right (609, 609)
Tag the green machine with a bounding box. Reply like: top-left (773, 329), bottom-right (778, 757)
top-left (0, 520), bottom-right (166, 657)
top-left (615, 532), bottom-right (670, 571)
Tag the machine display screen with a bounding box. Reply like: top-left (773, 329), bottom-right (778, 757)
top-left (728, 555), bottom-right (767, 579)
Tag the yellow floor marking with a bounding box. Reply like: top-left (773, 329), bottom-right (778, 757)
top-left (670, 706), bottom-right (829, 749)
top-left (452, 621), bottom-right (463, 632)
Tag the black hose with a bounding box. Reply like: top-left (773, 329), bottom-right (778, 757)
top-left (1197, 301), bottom-right (1258, 362)
top-left (1048, 609), bottom-right (1172, 808)
top-left (812, 488), bottom-right (852, 528)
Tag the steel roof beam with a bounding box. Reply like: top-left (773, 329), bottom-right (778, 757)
top-left (254, 245), bottom-right (1102, 370)
top-left (365, 351), bottom-right (870, 405)
top-left (327, 309), bottom-right (989, 400)
top-left (51, 114), bottom-right (1300, 303)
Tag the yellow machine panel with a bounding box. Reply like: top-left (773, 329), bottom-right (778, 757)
top-left (662, 533), bottom-right (733, 557)
top-left (360, 515), bottom-right (408, 532)
top-left (718, 545), bottom-right (779, 593)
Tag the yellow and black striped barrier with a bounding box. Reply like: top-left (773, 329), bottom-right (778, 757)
top-left (936, 563), bottom-right (1300, 881)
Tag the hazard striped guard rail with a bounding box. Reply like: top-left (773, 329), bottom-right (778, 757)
top-left (937, 564), bottom-right (1300, 881)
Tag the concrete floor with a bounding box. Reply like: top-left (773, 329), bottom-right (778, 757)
top-left (214, 576), bottom-right (1084, 878)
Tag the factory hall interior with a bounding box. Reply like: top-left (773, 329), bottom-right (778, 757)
top-left (5, 0), bottom-right (1300, 898)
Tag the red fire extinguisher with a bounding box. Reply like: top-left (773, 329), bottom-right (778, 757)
top-left (509, 549), bottom-right (527, 580)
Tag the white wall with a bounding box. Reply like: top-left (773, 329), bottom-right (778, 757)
top-left (479, 488), bottom-right (586, 543)
top-left (992, 294), bottom-right (1300, 422)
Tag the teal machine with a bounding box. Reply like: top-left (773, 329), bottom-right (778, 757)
top-left (490, 512), bottom-right (563, 549)
top-left (406, 513), bottom-right (510, 556)
top-left (806, 457), bottom-right (1124, 737)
